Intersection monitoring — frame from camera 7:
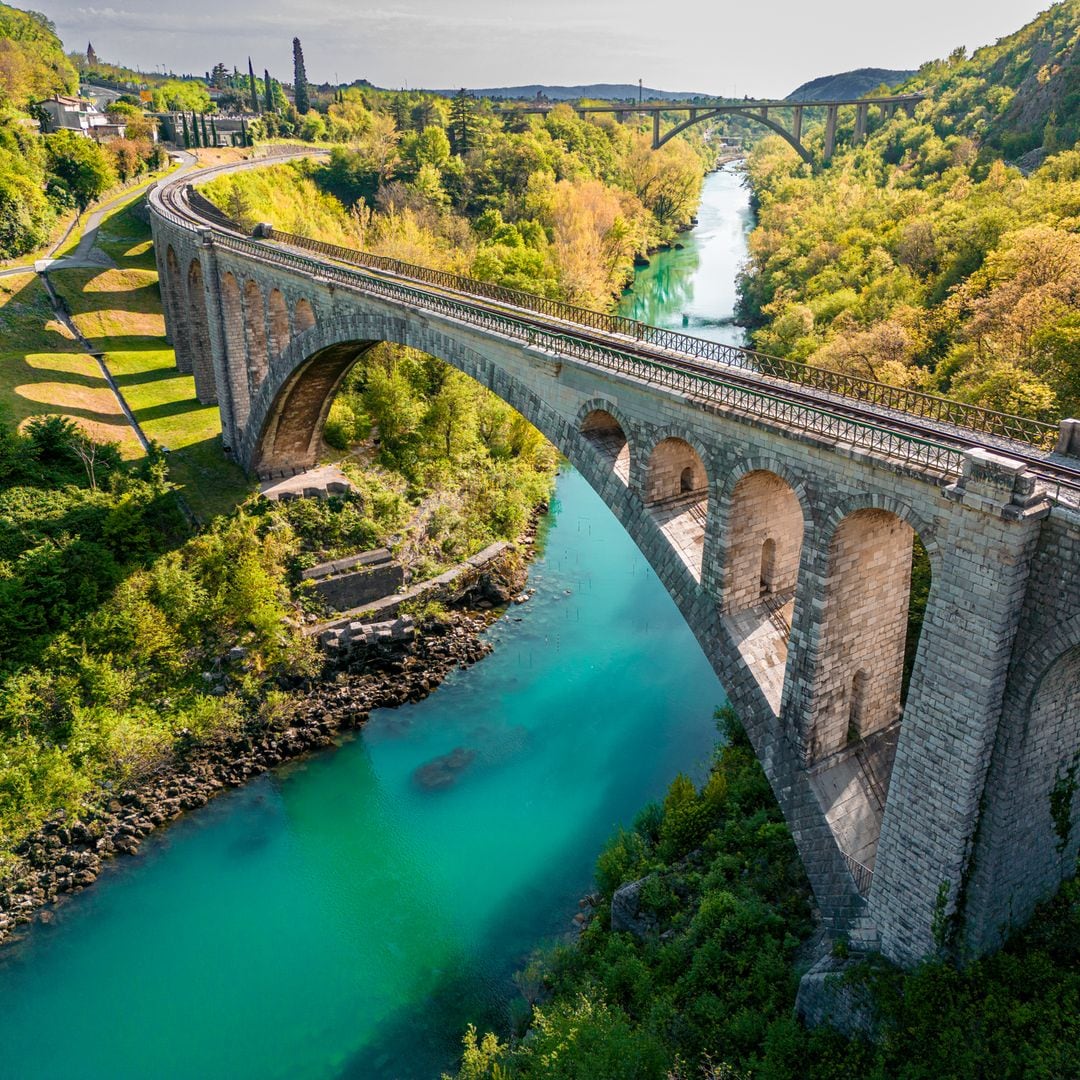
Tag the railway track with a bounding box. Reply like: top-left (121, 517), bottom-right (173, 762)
top-left (151, 163), bottom-right (1080, 506)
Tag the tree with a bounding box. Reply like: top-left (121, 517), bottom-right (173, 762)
top-left (180, 111), bottom-right (190, 148)
top-left (210, 61), bottom-right (228, 89)
top-left (189, 110), bottom-right (200, 148)
top-left (450, 88), bottom-right (476, 154)
top-left (292, 37), bottom-right (309, 114)
top-left (44, 130), bottom-right (116, 209)
top-left (263, 69), bottom-right (274, 114)
top-left (247, 57), bottom-right (260, 114)
top-left (201, 113), bottom-right (210, 147)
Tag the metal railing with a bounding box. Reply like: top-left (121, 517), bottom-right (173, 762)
top-left (843, 852), bottom-right (874, 898)
top-left (264, 226), bottom-right (1059, 450)
top-left (213, 231), bottom-right (968, 478)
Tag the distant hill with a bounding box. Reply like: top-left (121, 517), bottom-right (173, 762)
top-left (426, 84), bottom-right (712, 102)
top-left (785, 68), bottom-right (914, 102)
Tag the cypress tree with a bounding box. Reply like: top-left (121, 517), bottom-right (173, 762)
top-left (180, 111), bottom-right (190, 148)
top-left (248, 57), bottom-right (261, 114)
top-left (201, 113), bottom-right (210, 146)
top-left (450, 88), bottom-right (476, 154)
top-left (211, 116), bottom-right (218, 145)
top-left (292, 37), bottom-right (310, 114)
top-left (264, 69), bottom-right (274, 113)
top-left (190, 111), bottom-right (200, 148)
top-left (240, 117), bottom-right (248, 146)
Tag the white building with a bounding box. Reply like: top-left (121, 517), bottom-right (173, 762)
top-left (36, 95), bottom-right (126, 141)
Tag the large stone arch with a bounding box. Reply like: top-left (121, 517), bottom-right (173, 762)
top-left (186, 258), bottom-right (216, 404)
top-left (657, 106), bottom-right (814, 164)
top-left (245, 315), bottom-right (651, 497)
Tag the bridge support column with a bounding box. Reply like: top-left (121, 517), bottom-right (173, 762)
top-left (868, 451), bottom-right (1050, 964)
top-left (854, 103), bottom-right (868, 144)
top-left (823, 106), bottom-right (838, 161)
top-left (791, 106), bottom-right (803, 143)
top-left (652, 111), bottom-right (661, 149)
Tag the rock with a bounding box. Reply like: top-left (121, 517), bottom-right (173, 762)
top-left (412, 747), bottom-right (477, 790)
top-left (610, 877), bottom-right (659, 941)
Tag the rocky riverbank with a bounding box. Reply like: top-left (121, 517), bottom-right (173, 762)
top-left (0, 538), bottom-right (535, 952)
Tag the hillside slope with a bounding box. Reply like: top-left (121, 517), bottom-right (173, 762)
top-left (737, 0), bottom-right (1080, 423)
top-left (0, 2), bottom-right (77, 107)
top-left (786, 67), bottom-right (914, 101)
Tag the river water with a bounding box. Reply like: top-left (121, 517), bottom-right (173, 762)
top-left (0, 166), bottom-right (751, 1079)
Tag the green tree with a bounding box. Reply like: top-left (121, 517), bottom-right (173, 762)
top-left (450, 88), bottom-right (476, 154)
top-left (44, 130), bottom-right (115, 208)
top-left (292, 37), bottom-right (309, 115)
top-left (247, 57), bottom-right (260, 114)
top-left (210, 61), bottom-right (228, 88)
top-left (263, 68), bottom-right (274, 114)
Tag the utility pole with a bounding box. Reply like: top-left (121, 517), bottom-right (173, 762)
top-left (638, 78), bottom-right (643, 104)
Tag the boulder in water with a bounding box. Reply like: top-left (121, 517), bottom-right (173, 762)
top-left (412, 747), bottom-right (476, 790)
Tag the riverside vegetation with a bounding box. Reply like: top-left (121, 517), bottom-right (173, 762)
top-left (443, 710), bottom-right (1080, 1080)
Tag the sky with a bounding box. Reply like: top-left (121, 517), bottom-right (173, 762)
top-left (40, 0), bottom-right (1054, 97)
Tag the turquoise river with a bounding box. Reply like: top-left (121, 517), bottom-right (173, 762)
top-left (0, 166), bottom-right (752, 1078)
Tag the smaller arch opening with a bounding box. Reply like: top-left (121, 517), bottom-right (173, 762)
top-left (645, 437), bottom-right (708, 580)
top-left (295, 298), bottom-right (316, 334)
top-left (268, 288), bottom-right (290, 359)
top-left (847, 669), bottom-right (868, 744)
top-left (243, 278), bottom-right (269, 393)
top-left (759, 538), bottom-right (776, 597)
top-left (579, 408), bottom-right (629, 485)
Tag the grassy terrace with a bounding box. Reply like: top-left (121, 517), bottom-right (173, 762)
top-left (1, 191), bottom-right (252, 522)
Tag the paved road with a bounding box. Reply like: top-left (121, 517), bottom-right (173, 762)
top-left (0, 151), bottom-right (197, 279)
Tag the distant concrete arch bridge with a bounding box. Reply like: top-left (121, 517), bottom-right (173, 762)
top-left (150, 158), bottom-right (1080, 970)
top-left (501, 94), bottom-right (924, 163)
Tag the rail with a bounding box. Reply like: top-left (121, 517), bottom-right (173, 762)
top-left (263, 226), bottom-right (1058, 450)
top-left (842, 852), bottom-right (874, 899)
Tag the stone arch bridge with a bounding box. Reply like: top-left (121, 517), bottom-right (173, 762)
top-left (150, 161), bottom-right (1080, 969)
